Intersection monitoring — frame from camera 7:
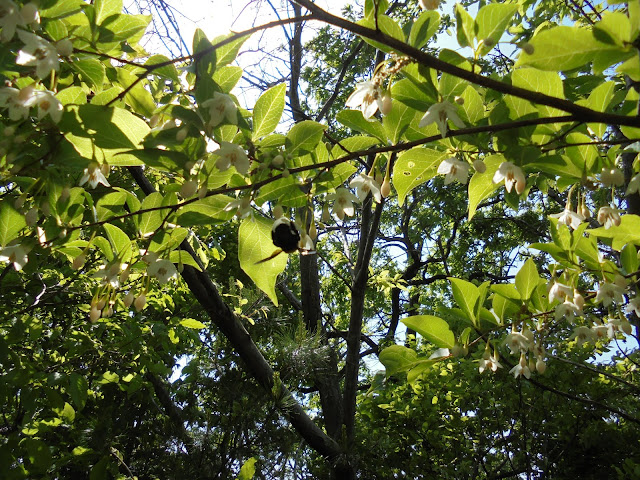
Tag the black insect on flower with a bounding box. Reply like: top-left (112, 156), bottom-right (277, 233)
top-left (256, 217), bottom-right (314, 264)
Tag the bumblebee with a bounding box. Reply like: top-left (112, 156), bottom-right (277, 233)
top-left (256, 217), bottom-right (314, 263)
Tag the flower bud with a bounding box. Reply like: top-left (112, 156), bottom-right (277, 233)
top-left (309, 219), bottom-right (317, 240)
top-left (96, 298), bottom-right (106, 310)
top-left (380, 93), bottom-right (393, 115)
top-left (134, 293), bottom-right (146, 312)
top-left (72, 253), bottom-right (86, 270)
top-left (176, 128), bottom-right (188, 142)
top-left (473, 159), bottom-right (486, 173)
top-left (522, 43), bottom-right (534, 55)
top-left (273, 205), bottom-right (284, 219)
top-left (180, 180), bottom-right (198, 198)
top-left (381, 174), bottom-right (391, 198)
top-left (536, 359), bottom-right (546, 374)
top-left (322, 203), bottom-right (331, 223)
top-left (20, 3), bottom-right (39, 24)
top-left (198, 186), bottom-right (208, 199)
top-left (56, 38), bottom-right (73, 57)
top-left (89, 306), bottom-right (101, 323)
top-left (454, 96), bottom-right (464, 105)
top-left (103, 306), bottom-right (113, 318)
top-left (4, 126), bottom-right (15, 137)
top-left (149, 114), bottom-right (161, 128)
top-left (123, 291), bottom-right (135, 308)
top-left (272, 154), bottom-right (284, 167)
top-left (25, 207), bottom-right (38, 227)
top-left (282, 168), bottom-right (290, 178)
top-left (482, 38), bottom-right (495, 48)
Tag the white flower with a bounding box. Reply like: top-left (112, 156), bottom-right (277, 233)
top-left (550, 208), bottom-right (584, 230)
top-left (345, 81), bottom-right (384, 119)
top-left (599, 167), bottom-right (624, 187)
top-left (349, 173), bottom-right (382, 203)
top-left (509, 354), bottom-right (531, 379)
top-left (16, 30), bottom-right (59, 79)
top-left (201, 92), bottom-right (237, 128)
top-left (224, 196), bottom-right (252, 218)
top-left (554, 300), bottom-right (581, 322)
top-left (31, 90), bottom-right (63, 123)
top-left (478, 350), bottom-right (502, 373)
top-left (0, 85), bottom-right (36, 121)
top-left (504, 331), bottom-right (531, 355)
top-left (298, 231), bottom-right (315, 251)
top-left (419, 0), bottom-right (440, 10)
top-left (595, 281), bottom-right (626, 307)
top-left (147, 259), bottom-right (178, 284)
top-left (597, 206), bottom-right (621, 229)
top-left (20, 3), bottom-right (38, 24)
top-left (0, 244), bottom-right (28, 270)
top-left (627, 173), bottom-right (640, 195)
top-left (94, 262), bottom-right (121, 288)
top-left (418, 100), bottom-right (465, 138)
top-left (492, 161), bottom-right (526, 194)
top-left (591, 324), bottom-right (609, 340)
top-left (437, 157), bottom-right (469, 185)
top-left (212, 142), bottom-right (250, 175)
top-left (572, 326), bottom-right (594, 346)
top-left (0, 0), bottom-right (25, 42)
top-left (79, 164), bottom-right (110, 189)
top-left (626, 296), bottom-right (640, 317)
top-left (327, 187), bottom-right (359, 220)
top-left (548, 282), bottom-right (573, 304)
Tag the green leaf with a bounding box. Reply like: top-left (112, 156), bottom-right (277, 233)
top-left (593, 11), bottom-right (631, 46)
top-left (401, 315), bottom-right (455, 349)
top-left (98, 14), bottom-right (150, 45)
top-left (56, 86), bottom-right (87, 105)
top-left (449, 277), bottom-right (479, 323)
top-left (212, 33), bottom-right (250, 67)
top-left (383, 99), bottom-right (414, 143)
top-left (138, 192), bottom-right (164, 236)
top-left (169, 249), bottom-right (203, 271)
top-left (103, 223), bottom-right (132, 262)
top-left (455, 3), bottom-right (475, 48)
top-left (409, 10), bottom-right (440, 49)
top-left (236, 457), bottom-right (257, 480)
top-left (239, 216), bottom-right (288, 306)
top-left (116, 69), bottom-right (156, 117)
top-left (175, 195), bottom-right (235, 226)
top-left (96, 191), bottom-right (127, 222)
top-left (468, 155), bottom-right (504, 220)
top-left (40, 0), bottom-right (85, 18)
top-left (491, 283), bottom-right (521, 301)
top-left (180, 318), bottom-right (207, 330)
top-left (390, 78), bottom-right (432, 113)
top-left (60, 105), bottom-right (151, 166)
top-left (511, 67), bottom-right (564, 117)
top-left (252, 83), bottom-right (286, 141)
top-left (356, 14), bottom-right (405, 53)
top-left (621, 243), bottom-right (639, 276)
top-left (336, 110), bottom-right (387, 141)
top-left (587, 215), bottom-right (640, 250)
top-left (587, 81), bottom-right (615, 137)
top-left (94, 0), bottom-right (122, 26)
top-left (213, 66), bottom-right (243, 93)
top-left (97, 371), bottom-right (120, 384)
top-left (393, 148), bottom-right (445, 206)
top-left (285, 120), bottom-right (326, 156)
top-left (0, 202), bottom-right (26, 246)
top-left (475, 4), bottom-right (518, 55)
top-left (516, 26), bottom-right (618, 71)
top-left (254, 176), bottom-right (307, 207)
top-left (68, 373), bottom-right (89, 410)
top-left (492, 293), bottom-right (518, 323)
top-left (70, 59), bottom-right (105, 89)
top-left (145, 55), bottom-right (179, 81)
top-left (515, 258), bottom-right (539, 302)
top-left (379, 345), bottom-right (418, 376)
